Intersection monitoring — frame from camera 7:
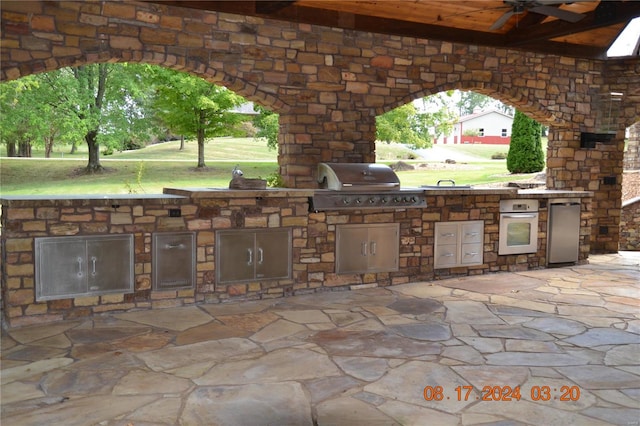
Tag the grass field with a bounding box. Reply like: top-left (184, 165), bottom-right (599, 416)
top-left (0, 138), bottom-right (537, 195)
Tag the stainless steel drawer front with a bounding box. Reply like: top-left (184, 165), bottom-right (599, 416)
top-left (153, 232), bottom-right (196, 290)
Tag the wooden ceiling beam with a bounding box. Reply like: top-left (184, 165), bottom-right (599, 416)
top-left (145, 1), bottom-right (618, 58)
top-left (505, 2), bottom-right (640, 47)
top-left (255, 1), bottom-right (296, 15)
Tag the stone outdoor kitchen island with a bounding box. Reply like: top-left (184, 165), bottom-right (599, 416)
top-left (1, 0), bottom-right (634, 328)
top-left (0, 187), bottom-right (592, 328)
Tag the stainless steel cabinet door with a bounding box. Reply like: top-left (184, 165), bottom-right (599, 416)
top-left (367, 224), bottom-right (400, 272)
top-left (336, 226), bottom-right (369, 273)
top-left (36, 238), bottom-right (87, 300)
top-left (87, 236), bottom-right (134, 292)
top-left (336, 224), bottom-right (399, 274)
top-left (36, 234), bottom-right (134, 301)
top-left (217, 231), bottom-right (256, 283)
top-left (255, 230), bottom-right (291, 280)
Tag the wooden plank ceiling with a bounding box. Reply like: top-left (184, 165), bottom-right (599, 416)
top-left (151, 0), bottom-right (640, 59)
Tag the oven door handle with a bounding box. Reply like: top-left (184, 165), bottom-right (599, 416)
top-left (502, 214), bottom-right (537, 218)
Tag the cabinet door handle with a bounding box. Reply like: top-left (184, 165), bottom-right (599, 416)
top-left (442, 233), bottom-right (455, 237)
top-left (361, 242), bottom-right (368, 256)
top-left (247, 248), bottom-right (253, 265)
top-left (465, 232), bottom-right (479, 237)
top-left (165, 243), bottom-right (185, 249)
top-left (90, 256), bottom-right (97, 276)
top-left (257, 248), bottom-right (264, 264)
top-left (77, 256), bottom-right (83, 277)
top-left (465, 252), bottom-right (479, 256)
top-left (442, 253), bottom-right (455, 257)
top-left (370, 241), bottom-right (377, 256)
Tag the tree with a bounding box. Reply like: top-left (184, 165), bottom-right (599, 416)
top-left (253, 105), bottom-right (279, 150)
top-left (376, 99), bottom-right (456, 149)
top-left (457, 91), bottom-right (492, 116)
top-left (456, 91), bottom-right (514, 116)
top-left (0, 74), bottom-right (75, 158)
top-left (0, 77), bottom-right (36, 157)
top-left (506, 110), bottom-right (545, 173)
top-left (1, 64), bottom-right (157, 169)
top-left (377, 103), bottom-right (430, 148)
top-left (70, 64), bottom-right (156, 172)
top-left (149, 68), bottom-right (246, 168)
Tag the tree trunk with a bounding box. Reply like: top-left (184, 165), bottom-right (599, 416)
top-left (180, 135), bottom-right (185, 151)
top-left (70, 142), bottom-right (77, 154)
top-left (7, 142), bottom-right (16, 157)
top-left (85, 129), bottom-right (103, 173)
top-left (18, 141), bottom-right (31, 157)
top-left (197, 130), bottom-right (206, 168)
top-left (44, 136), bottom-right (54, 158)
top-left (197, 110), bottom-right (206, 168)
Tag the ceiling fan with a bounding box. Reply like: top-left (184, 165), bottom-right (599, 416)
top-left (489, 0), bottom-right (587, 30)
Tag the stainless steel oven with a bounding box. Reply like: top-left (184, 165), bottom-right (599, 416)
top-left (498, 199), bottom-right (539, 255)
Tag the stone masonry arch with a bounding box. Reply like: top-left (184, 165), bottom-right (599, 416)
top-left (2, 0), bottom-right (639, 252)
top-left (384, 84), bottom-right (559, 128)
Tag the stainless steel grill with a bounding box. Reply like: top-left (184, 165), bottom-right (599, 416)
top-left (318, 163), bottom-right (400, 191)
top-left (310, 163), bottom-right (427, 210)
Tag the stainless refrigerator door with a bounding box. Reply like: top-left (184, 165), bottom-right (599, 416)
top-left (548, 203), bottom-right (581, 263)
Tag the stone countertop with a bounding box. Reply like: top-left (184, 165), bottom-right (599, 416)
top-left (166, 186), bottom-right (521, 197)
top-left (163, 187), bottom-right (316, 198)
top-left (0, 193), bottom-right (187, 207)
top-left (0, 188), bottom-right (594, 206)
top-left (417, 187), bottom-right (518, 196)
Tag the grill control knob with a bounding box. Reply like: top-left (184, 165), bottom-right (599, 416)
top-left (410, 196), bottom-right (417, 203)
top-left (381, 197), bottom-right (388, 203)
top-left (393, 197), bottom-right (401, 203)
top-left (342, 198), bottom-right (350, 205)
top-left (369, 197), bottom-right (376, 204)
top-left (355, 198), bottom-right (362, 204)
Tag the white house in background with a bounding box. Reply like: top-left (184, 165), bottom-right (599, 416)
top-left (435, 107), bottom-right (514, 145)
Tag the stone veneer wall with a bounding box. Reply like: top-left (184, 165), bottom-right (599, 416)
top-left (625, 123), bottom-right (640, 171)
top-left (1, 0), bottom-right (636, 253)
top-left (619, 198), bottom-right (640, 251)
top-left (1, 193), bottom-right (592, 327)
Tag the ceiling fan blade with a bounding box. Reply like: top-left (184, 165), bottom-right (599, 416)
top-left (529, 5), bottom-right (586, 23)
top-left (490, 10), bottom-right (516, 31)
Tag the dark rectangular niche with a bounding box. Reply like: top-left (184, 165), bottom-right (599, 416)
top-left (580, 132), bottom-right (615, 149)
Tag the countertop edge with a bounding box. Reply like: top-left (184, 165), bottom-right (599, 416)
top-left (163, 187), bottom-right (316, 198)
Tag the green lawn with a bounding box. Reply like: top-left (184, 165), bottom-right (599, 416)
top-left (1, 138), bottom-right (536, 195)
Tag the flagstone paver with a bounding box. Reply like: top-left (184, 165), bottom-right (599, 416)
top-left (1, 253), bottom-right (638, 425)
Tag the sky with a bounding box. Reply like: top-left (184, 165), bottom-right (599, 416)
top-left (607, 17), bottom-right (640, 57)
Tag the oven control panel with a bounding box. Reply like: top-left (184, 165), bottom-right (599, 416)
top-left (310, 191), bottom-right (427, 211)
top-left (499, 199), bottom-right (539, 213)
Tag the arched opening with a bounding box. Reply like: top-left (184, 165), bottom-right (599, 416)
top-left (1, 62), bottom-right (283, 193)
top-left (374, 90), bottom-right (548, 189)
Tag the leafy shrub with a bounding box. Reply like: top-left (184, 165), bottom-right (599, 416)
top-left (266, 170), bottom-right (285, 188)
top-left (491, 152), bottom-right (507, 160)
top-left (506, 111), bottom-right (545, 173)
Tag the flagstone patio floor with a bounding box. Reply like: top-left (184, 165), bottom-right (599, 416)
top-left (2, 252), bottom-right (639, 425)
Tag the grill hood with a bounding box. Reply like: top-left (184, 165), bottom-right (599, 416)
top-left (318, 163), bottom-right (400, 191)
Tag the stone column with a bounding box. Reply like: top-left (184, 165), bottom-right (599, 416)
top-left (624, 122), bottom-right (640, 170)
top-left (278, 109), bottom-right (377, 188)
top-left (547, 127), bottom-right (624, 253)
